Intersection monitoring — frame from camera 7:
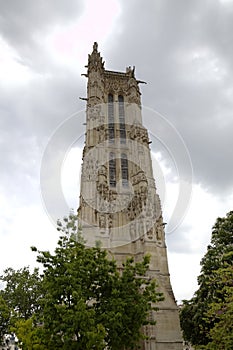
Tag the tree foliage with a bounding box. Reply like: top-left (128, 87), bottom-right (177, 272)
top-left (0, 213), bottom-right (163, 349)
top-left (180, 211), bottom-right (233, 349)
top-left (34, 214), bottom-right (163, 349)
top-left (203, 251), bottom-right (233, 349)
top-left (13, 317), bottom-right (47, 350)
top-left (0, 294), bottom-right (11, 340)
top-left (0, 266), bottom-right (42, 320)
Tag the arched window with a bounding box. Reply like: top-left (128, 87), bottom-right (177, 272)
top-left (108, 94), bottom-right (114, 143)
top-left (109, 152), bottom-right (116, 187)
top-left (118, 95), bottom-right (126, 143)
top-left (121, 153), bottom-right (128, 187)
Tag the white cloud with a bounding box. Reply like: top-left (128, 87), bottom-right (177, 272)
top-left (0, 198), bottom-right (58, 274)
top-left (167, 184), bottom-right (233, 300)
top-left (61, 146), bottom-right (82, 209)
top-left (0, 37), bottom-right (36, 86)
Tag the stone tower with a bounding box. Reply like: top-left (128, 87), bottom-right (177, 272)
top-left (78, 42), bottom-right (183, 350)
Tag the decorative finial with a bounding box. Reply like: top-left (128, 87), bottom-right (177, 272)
top-left (93, 42), bottom-right (98, 52)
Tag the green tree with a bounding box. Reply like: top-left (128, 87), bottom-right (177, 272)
top-left (203, 251), bottom-right (233, 350)
top-left (0, 213), bottom-right (163, 349)
top-left (13, 317), bottom-right (47, 350)
top-left (0, 294), bottom-right (11, 340)
top-left (32, 213), bottom-right (163, 350)
top-left (0, 266), bottom-right (42, 320)
top-left (180, 211), bottom-right (233, 348)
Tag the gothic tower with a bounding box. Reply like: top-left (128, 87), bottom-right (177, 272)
top-left (78, 42), bottom-right (183, 350)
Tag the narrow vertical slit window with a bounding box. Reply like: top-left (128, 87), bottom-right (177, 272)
top-left (121, 153), bottom-right (128, 187)
top-left (118, 95), bottom-right (126, 143)
top-left (109, 152), bottom-right (116, 187)
top-left (108, 94), bottom-right (114, 143)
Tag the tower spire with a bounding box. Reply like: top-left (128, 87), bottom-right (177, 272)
top-left (86, 41), bottom-right (105, 74)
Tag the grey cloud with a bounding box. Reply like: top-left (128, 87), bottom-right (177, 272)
top-left (0, 0), bottom-right (86, 218)
top-left (0, 69), bottom-right (85, 210)
top-left (0, 70), bottom-right (84, 137)
top-left (0, 0), bottom-right (84, 71)
top-left (166, 224), bottom-right (195, 254)
top-left (0, 0), bottom-right (84, 46)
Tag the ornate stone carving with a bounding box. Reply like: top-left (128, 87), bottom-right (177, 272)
top-left (127, 192), bottom-right (144, 221)
top-left (126, 76), bottom-right (141, 105)
top-left (139, 220), bottom-right (144, 236)
top-left (82, 156), bottom-right (98, 181)
top-left (88, 96), bottom-right (102, 107)
top-left (131, 170), bottom-right (147, 186)
top-left (130, 222), bottom-right (137, 241)
top-left (104, 77), bottom-right (128, 95)
top-left (98, 212), bottom-right (113, 229)
top-left (126, 66), bottom-right (135, 77)
top-left (108, 213), bottom-right (113, 229)
top-left (146, 227), bottom-right (153, 240)
top-left (99, 214), bottom-right (106, 228)
top-left (139, 183), bottom-right (147, 205)
top-left (129, 124), bottom-right (149, 144)
top-left (155, 214), bottom-right (164, 241)
top-left (97, 165), bottom-right (108, 199)
top-left (97, 124), bottom-right (107, 143)
top-left (145, 220), bottom-right (155, 240)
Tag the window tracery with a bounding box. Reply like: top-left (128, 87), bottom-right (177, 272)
top-left (118, 95), bottom-right (126, 143)
top-left (121, 153), bottom-right (128, 187)
top-left (109, 152), bottom-right (116, 187)
top-left (108, 94), bottom-right (114, 143)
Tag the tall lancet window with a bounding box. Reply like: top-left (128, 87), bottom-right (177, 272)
top-left (109, 152), bottom-right (116, 187)
top-left (118, 95), bottom-right (126, 143)
top-left (108, 94), bottom-right (114, 143)
top-left (121, 153), bottom-right (128, 187)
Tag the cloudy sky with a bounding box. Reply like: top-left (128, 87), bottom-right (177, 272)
top-left (1, 0), bottom-right (233, 302)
